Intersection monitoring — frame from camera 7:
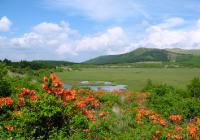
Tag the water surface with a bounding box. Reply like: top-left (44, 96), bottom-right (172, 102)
top-left (63, 84), bottom-right (127, 91)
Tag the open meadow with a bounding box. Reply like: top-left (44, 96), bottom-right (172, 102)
top-left (55, 68), bottom-right (200, 90)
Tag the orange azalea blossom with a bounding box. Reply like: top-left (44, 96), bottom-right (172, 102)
top-left (155, 130), bottom-right (162, 136)
top-left (50, 73), bottom-right (56, 78)
top-left (158, 119), bottom-right (167, 125)
top-left (136, 112), bottom-right (142, 119)
top-left (15, 110), bottom-right (21, 114)
top-left (17, 98), bottom-right (26, 106)
top-left (87, 113), bottom-right (95, 122)
top-left (122, 110), bottom-right (126, 113)
top-left (194, 117), bottom-right (200, 125)
top-left (103, 117), bottom-right (108, 120)
top-left (171, 134), bottom-right (182, 139)
top-left (165, 132), bottom-right (170, 137)
top-left (0, 97), bottom-right (13, 108)
top-left (7, 125), bottom-right (14, 131)
top-left (137, 121), bottom-right (144, 124)
top-left (43, 76), bottom-right (48, 81)
top-left (174, 125), bottom-right (184, 132)
top-left (153, 135), bottom-right (159, 140)
top-left (169, 115), bottom-right (182, 122)
top-left (131, 129), bottom-right (135, 132)
top-left (100, 111), bottom-right (104, 117)
top-left (144, 110), bottom-right (153, 116)
top-left (187, 124), bottom-right (200, 138)
top-left (83, 129), bottom-right (90, 132)
top-left (21, 88), bottom-right (30, 97)
top-left (149, 114), bottom-right (159, 120)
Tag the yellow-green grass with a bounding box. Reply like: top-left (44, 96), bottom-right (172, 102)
top-left (55, 68), bottom-right (200, 91)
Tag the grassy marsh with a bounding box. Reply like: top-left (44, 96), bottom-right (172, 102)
top-left (55, 68), bottom-right (200, 90)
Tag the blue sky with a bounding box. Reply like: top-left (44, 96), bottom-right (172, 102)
top-left (0, 0), bottom-right (200, 62)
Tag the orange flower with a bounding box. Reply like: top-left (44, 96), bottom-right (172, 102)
top-left (7, 125), bottom-right (14, 131)
top-left (169, 115), bottom-right (182, 122)
top-left (158, 119), bottom-right (167, 125)
top-left (153, 135), bottom-right (159, 140)
top-left (165, 132), bottom-right (170, 137)
top-left (171, 134), bottom-right (182, 139)
top-left (17, 98), bottom-right (25, 106)
top-left (136, 112), bottom-right (142, 119)
top-left (43, 76), bottom-right (48, 81)
top-left (174, 125), bottom-right (184, 132)
top-left (100, 111), bottom-right (104, 117)
top-left (131, 129), bottom-right (135, 132)
top-left (103, 117), bottom-right (108, 120)
top-left (156, 130), bottom-right (162, 136)
top-left (122, 110), bottom-right (126, 113)
top-left (66, 96), bottom-right (71, 101)
top-left (83, 129), bottom-right (90, 132)
top-left (149, 114), bottom-right (159, 120)
top-left (50, 73), bottom-right (56, 78)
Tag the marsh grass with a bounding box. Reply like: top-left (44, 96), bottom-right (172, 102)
top-left (56, 68), bottom-right (200, 90)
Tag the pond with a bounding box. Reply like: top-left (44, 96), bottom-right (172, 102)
top-left (63, 84), bottom-right (127, 91)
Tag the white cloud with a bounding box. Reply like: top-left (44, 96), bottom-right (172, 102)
top-left (56, 44), bottom-right (77, 56)
top-left (0, 16), bottom-right (12, 32)
top-left (75, 27), bottom-right (132, 55)
top-left (198, 19), bottom-right (200, 27)
top-left (1, 18), bottom-right (200, 62)
top-left (32, 22), bottom-right (62, 34)
top-left (134, 19), bottom-right (200, 49)
top-left (157, 17), bottom-right (186, 29)
top-left (0, 21), bottom-right (79, 61)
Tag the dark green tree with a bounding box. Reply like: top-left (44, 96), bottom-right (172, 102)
top-left (0, 63), bottom-right (11, 97)
top-left (187, 77), bottom-right (200, 98)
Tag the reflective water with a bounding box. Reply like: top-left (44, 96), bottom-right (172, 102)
top-left (79, 81), bottom-right (89, 84)
top-left (96, 81), bottom-right (113, 84)
top-left (63, 84), bottom-right (127, 91)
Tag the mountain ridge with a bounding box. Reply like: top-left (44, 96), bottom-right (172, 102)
top-left (83, 47), bottom-right (186, 64)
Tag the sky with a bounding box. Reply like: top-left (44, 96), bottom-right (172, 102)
top-left (0, 0), bottom-right (200, 62)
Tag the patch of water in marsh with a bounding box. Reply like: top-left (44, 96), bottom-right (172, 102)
top-left (63, 84), bottom-right (127, 91)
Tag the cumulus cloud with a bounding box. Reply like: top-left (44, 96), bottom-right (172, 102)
top-left (75, 27), bottom-right (133, 55)
top-left (0, 20), bottom-right (133, 62)
top-left (0, 21), bottom-right (79, 61)
top-left (32, 22), bottom-right (62, 34)
top-left (0, 16), bottom-right (12, 32)
top-left (134, 19), bottom-right (200, 49)
top-left (1, 18), bottom-right (200, 62)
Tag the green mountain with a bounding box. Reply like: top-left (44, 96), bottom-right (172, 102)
top-left (83, 48), bottom-right (182, 64)
top-left (166, 48), bottom-right (200, 55)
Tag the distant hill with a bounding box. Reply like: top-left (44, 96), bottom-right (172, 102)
top-left (83, 48), bottom-right (183, 64)
top-left (166, 48), bottom-right (200, 55)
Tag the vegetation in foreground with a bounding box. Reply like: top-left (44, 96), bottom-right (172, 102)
top-left (1, 65), bottom-right (200, 139)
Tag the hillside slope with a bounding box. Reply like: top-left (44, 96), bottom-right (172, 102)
top-left (84, 48), bottom-right (182, 64)
top-left (166, 48), bottom-right (200, 55)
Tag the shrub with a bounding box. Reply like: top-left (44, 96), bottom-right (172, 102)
top-left (0, 73), bottom-right (100, 139)
top-left (0, 63), bottom-right (11, 97)
top-left (187, 77), bottom-right (200, 98)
